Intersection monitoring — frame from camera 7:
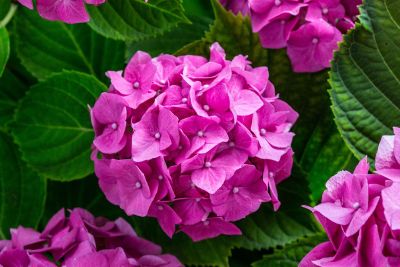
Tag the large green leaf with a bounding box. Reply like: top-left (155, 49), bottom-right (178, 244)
top-left (0, 68), bottom-right (29, 131)
top-left (87, 0), bottom-right (189, 41)
top-left (15, 8), bottom-right (125, 82)
top-left (0, 0), bottom-right (11, 22)
top-left (0, 27), bottom-right (9, 77)
top-left (12, 71), bottom-right (106, 181)
top-left (329, 0), bottom-right (400, 162)
top-left (252, 234), bottom-right (327, 267)
top-left (0, 132), bottom-right (46, 239)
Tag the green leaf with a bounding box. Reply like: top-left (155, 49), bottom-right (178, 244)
top-left (252, 233), bottom-right (327, 267)
top-left (0, 0), bottom-right (11, 22)
top-left (0, 132), bottom-right (46, 239)
top-left (126, 14), bottom-right (212, 57)
top-left (41, 175), bottom-right (124, 226)
top-left (87, 0), bottom-right (189, 41)
top-left (0, 68), bottom-right (29, 131)
top-left (15, 8), bottom-right (125, 82)
top-left (12, 71), bottom-right (106, 181)
top-left (298, 111), bottom-right (358, 202)
top-left (0, 27), bottom-right (9, 77)
top-left (329, 0), bottom-right (400, 162)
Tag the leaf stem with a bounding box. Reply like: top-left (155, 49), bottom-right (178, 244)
top-left (0, 4), bottom-right (17, 28)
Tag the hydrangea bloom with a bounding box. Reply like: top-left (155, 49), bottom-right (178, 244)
top-left (0, 208), bottom-right (182, 266)
top-left (221, 0), bottom-right (361, 72)
top-left (91, 43), bottom-right (298, 241)
top-left (16, 0), bottom-right (106, 24)
top-left (300, 127), bottom-right (400, 266)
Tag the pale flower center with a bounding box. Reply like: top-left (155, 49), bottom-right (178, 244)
top-left (275, 0), bottom-right (281, 5)
top-left (322, 7), bottom-right (329, 14)
top-left (135, 181), bottom-right (142, 189)
top-left (133, 81), bottom-right (140, 88)
top-left (312, 38), bottom-right (319, 44)
top-left (204, 161), bottom-right (212, 168)
top-left (233, 187), bottom-right (239, 194)
top-left (203, 104), bottom-right (210, 111)
top-left (111, 123), bottom-right (117, 130)
top-left (197, 130), bottom-right (204, 137)
top-left (352, 202), bottom-right (360, 209)
top-left (154, 132), bottom-right (161, 139)
top-left (182, 97), bottom-right (188, 103)
top-left (260, 128), bottom-right (267, 136)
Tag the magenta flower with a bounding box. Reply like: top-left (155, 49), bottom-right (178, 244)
top-left (251, 102), bottom-right (296, 161)
top-left (131, 106), bottom-right (180, 162)
top-left (211, 165), bottom-right (270, 221)
top-left (91, 92), bottom-right (128, 154)
top-left (92, 43), bottom-right (298, 241)
top-left (108, 51), bottom-right (157, 109)
top-left (181, 217), bottom-right (241, 242)
top-left (287, 19), bottom-right (342, 72)
top-left (301, 128), bottom-right (400, 266)
top-left (0, 208), bottom-right (182, 266)
top-left (17, 0), bottom-right (106, 24)
top-left (310, 158), bottom-right (380, 236)
top-left (181, 146), bottom-right (243, 194)
top-left (179, 116), bottom-right (229, 156)
top-left (95, 159), bottom-right (158, 216)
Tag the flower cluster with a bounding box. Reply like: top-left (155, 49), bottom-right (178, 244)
top-left (221, 0), bottom-right (361, 73)
top-left (91, 43), bottom-right (298, 241)
top-left (16, 0), bottom-right (106, 24)
top-left (300, 128), bottom-right (400, 266)
top-left (0, 208), bottom-right (182, 266)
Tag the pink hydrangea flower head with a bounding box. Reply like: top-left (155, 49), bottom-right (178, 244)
top-left (92, 43), bottom-right (298, 241)
top-left (17, 0), bottom-right (106, 24)
top-left (0, 208), bottom-right (183, 266)
top-left (301, 127), bottom-right (400, 266)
